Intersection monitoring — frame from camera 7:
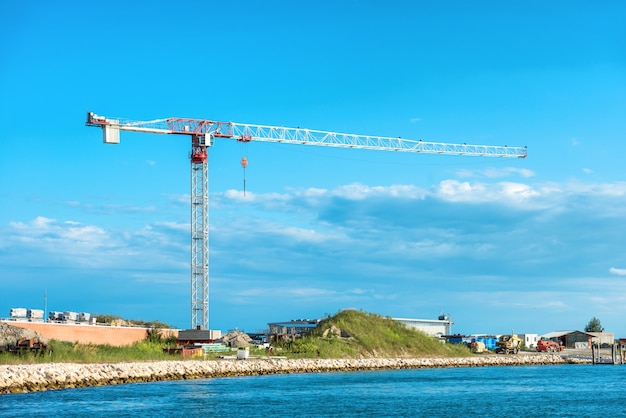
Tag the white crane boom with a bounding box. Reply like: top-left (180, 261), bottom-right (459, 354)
top-left (87, 112), bottom-right (527, 158)
top-left (86, 111), bottom-right (527, 332)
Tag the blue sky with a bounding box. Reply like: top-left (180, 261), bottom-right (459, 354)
top-left (1, 1), bottom-right (625, 337)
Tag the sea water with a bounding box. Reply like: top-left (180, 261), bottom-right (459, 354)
top-left (1, 364), bottom-right (625, 417)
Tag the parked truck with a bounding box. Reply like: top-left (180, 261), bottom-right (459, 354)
top-left (536, 339), bottom-right (562, 352)
top-left (496, 334), bottom-right (523, 354)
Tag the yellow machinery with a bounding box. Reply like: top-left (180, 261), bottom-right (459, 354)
top-left (470, 341), bottom-right (486, 353)
top-left (496, 334), bottom-right (523, 354)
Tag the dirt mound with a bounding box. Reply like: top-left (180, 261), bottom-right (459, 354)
top-left (0, 323), bottom-right (48, 349)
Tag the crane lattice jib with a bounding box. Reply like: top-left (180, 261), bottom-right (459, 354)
top-left (229, 123), bottom-right (526, 158)
top-left (87, 113), bottom-right (527, 158)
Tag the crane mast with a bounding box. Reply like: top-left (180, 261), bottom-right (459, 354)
top-left (86, 111), bottom-right (527, 331)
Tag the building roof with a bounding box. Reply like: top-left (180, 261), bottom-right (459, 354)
top-left (541, 330), bottom-right (594, 339)
top-left (392, 317), bottom-right (452, 324)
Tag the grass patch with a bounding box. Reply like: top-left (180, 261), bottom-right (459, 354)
top-left (0, 338), bottom-right (175, 365)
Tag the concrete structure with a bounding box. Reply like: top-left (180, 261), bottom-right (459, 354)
top-left (588, 332), bottom-right (615, 346)
top-left (2, 320), bottom-right (177, 346)
top-left (393, 315), bottom-right (453, 337)
top-left (177, 329), bottom-right (222, 344)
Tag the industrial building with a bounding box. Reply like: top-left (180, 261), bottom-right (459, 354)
top-left (392, 314), bottom-right (453, 336)
top-left (268, 319), bottom-right (320, 335)
top-left (540, 330), bottom-right (596, 349)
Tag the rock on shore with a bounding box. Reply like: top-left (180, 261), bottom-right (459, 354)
top-left (0, 354), bottom-right (587, 394)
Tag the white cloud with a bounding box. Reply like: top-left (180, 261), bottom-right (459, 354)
top-left (277, 225), bottom-right (341, 243)
top-left (562, 181), bottom-right (626, 197)
top-left (331, 183), bottom-right (425, 200)
top-left (211, 178), bottom-right (626, 221)
top-left (4, 216), bottom-right (185, 270)
top-left (6, 217), bottom-right (110, 267)
top-left (219, 189), bottom-right (290, 205)
top-left (227, 285), bottom-right (384, 305)
top-left (10, 217), bottom-right (106, 244)
top-left (166, 193), bottom-right (189, 205)
top-left (62, 200), bottom-right (158, 214)
top-left (610, 267), bottom-right (626, 276)
top-left (538, 300), bottom-right (570, 310)
top-left (299, 187), bottom-right (328, 198)
top-left (438, 180), bottom-right (535, 205)
top-left (154, 221), bottom-right (188, 232)
top-left (104, 204), bottom-right (157, 213)
top-left (499, 182), bottom-right (540, 201)
top-left (287, 287), bottom-right (336, 297)
top-left (332, 183), bottom-right (376, 200)
top-left (132, 272), bottom-right (187, 284)
top-left (457, 167), bottom-right (535, 179)
top-left (32, 216), bottom-right (54, 228)
top-left (224, 189), bottom-right (251, 201)
top-left (435, 180), bottom-right (488, 202)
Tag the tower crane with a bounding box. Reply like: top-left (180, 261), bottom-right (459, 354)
top-left (86, 111), bottom-right (527, 331)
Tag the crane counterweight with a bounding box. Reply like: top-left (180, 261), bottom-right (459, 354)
top-left (86, 111), bottom-right (527, 331)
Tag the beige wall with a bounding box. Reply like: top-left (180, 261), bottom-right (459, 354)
top-left (2, 321), bottom-right (178, 346)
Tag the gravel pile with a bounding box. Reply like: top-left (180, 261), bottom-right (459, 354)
top-left (216, 330), bottom-right (253, 348)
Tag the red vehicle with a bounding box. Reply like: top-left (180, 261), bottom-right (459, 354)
top-left (536, 339), bottom-right (562, 352)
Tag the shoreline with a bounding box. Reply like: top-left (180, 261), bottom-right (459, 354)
top-left (0, 354), bottom-right (587, 394)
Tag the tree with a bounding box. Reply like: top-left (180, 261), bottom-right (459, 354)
top-left (584, 317), bottom-right (604, 332)
top-left (145, 327), bottom-right (163, 343)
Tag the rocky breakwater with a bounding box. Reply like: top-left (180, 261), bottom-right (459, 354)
top-left (0, 354), bottom-right (581, 394)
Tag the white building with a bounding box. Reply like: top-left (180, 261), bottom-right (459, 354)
top-left (393, 315), bottom-right (453, 337)
top-left (518, 333), bottom-right (539, 348)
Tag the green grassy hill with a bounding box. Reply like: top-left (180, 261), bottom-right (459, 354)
top-left (281, 310), bottom-right (471, 358)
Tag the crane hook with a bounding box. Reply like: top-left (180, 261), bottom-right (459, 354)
top-left (241, 156), bottom-right (248, 196)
